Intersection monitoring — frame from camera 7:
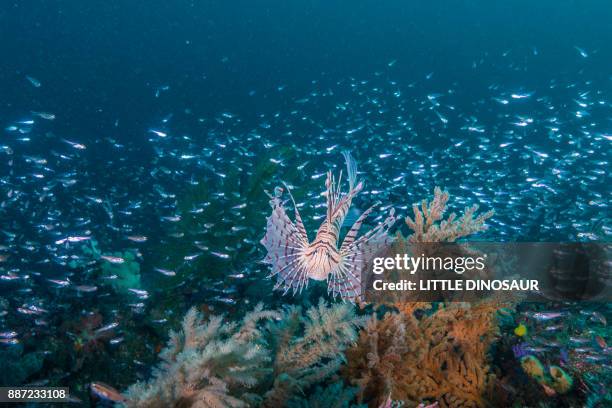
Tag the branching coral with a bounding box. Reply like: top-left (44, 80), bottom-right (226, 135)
top-left (368, 187), bottom-right (496, 305)
top-left (344, 302), bottom-right (509, 408)
top-left (261, 299), bottom-right (368, 407)
top-left (124, 303), bottom-right (279, 408)
top-left (124, 299), bottom-right (366, 408)
top-left (405, 187), bottom-right (493, 243)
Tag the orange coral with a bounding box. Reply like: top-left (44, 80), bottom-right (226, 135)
top-left (345, 187), bottom-right (510, 407)
top-left (405, 187), bottom-right (494, 244)
top-left (344, 301), bottom-right (509, 408)
top-left (365, 187), bottom-right (496, 306)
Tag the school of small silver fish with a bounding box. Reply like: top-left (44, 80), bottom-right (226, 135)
top-left (0, 49), bottom-right (610, 393)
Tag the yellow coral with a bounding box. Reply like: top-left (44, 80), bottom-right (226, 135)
top-left (344, 188), bottom-right (505, 407)
top-left (514, 323), bottom-right (527, 337)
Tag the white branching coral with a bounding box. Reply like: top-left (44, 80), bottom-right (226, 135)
top-left (405, 187), bottom-right (494, 243)
top-left (262, 299), bottom-right (368, 407)
top-left (124, 303), bottom-right (279, 408)
top-left (123, 300), bottom-right (366, 408)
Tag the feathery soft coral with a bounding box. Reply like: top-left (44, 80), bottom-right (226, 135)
top-left (124, 299), bottom-right (367, 408)
top-left (344, 302), bottom-right (507, 408)
top-left (124, 304), bottom-right (279, 408)
top-left (262, 299), bottom-right (367, 407)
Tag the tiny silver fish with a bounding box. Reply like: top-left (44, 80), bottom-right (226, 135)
top-left (100, 255), bottom-right (125, 264)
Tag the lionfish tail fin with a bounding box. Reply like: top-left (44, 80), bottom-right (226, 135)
top-left (261, 189), bottom-right (310, 295)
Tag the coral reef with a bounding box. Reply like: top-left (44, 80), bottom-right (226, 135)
top-left (67, 239), bottom-right (142, 294)
top-left (63, 311), bottom-right (117, 372)
top-left (123, 299), bottom-right (366, 408)
top-left (342, 187), bottom-right (508, 407)
top-left (124, 303), bottom-right (279, 408)
top-left (261, 299), bottom-right (367, 407)
top-left (344, 301), bottom-right (509, 408)
top-left (404, 187), bottom-right (494, 244)
top-left (520, 355), bottom-right (545, 383)
top-left (548, 366), bottom-right (573, 394)
top-left (509, 302), bottom-right (610, 405)
top-left (369, 187), bottom-right (496, 305)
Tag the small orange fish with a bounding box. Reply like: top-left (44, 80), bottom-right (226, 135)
top-left (595, 335), bottom-right (607, 349)
top-left (90, 382), bottom-right (127, 403)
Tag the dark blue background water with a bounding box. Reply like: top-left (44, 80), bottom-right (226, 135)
top-left (2, 1), bottom-right (611, 142)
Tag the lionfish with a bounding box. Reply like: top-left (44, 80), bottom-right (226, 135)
top-left (260, 151), bottom-right (396, 302)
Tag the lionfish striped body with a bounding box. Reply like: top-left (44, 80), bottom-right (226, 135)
top-left (260, 152), bottom-right (396, 302)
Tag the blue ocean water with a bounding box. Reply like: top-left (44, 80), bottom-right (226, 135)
top-left (0, 1), bottom-right (610, 406)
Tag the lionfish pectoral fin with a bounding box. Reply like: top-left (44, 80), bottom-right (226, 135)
top-left (328, 260), bottom-right (362, 303)
top-left (261, 191), bottom-right (310, 295)
top-left (339, 201), bottom-right (380, 253)
top-left (331, 208), bottom-right (397, 303)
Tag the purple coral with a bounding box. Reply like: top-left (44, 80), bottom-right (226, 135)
top-left (512, 342), bottom-right (529, 358)
top-left (559, 348), bottom-right (569, 365)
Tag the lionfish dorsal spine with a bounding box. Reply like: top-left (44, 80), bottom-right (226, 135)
top-left (282, 181), bottom-right (308, 243)
top-left (339, 201), bottom-right (379, 252)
